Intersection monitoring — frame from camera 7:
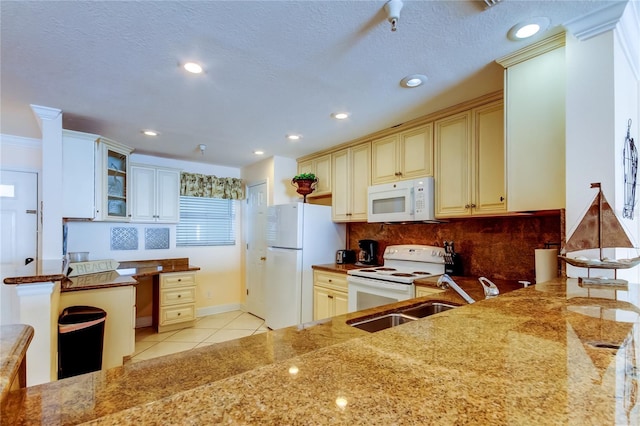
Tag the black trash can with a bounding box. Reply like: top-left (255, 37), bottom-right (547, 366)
top-left (58, 306), bottom-right (107, 379)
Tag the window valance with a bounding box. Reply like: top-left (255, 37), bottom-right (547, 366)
top-left (180, 172), bottom-right (245, 200)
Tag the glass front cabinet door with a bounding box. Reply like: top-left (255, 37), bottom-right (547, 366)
top-left (96, 137), bottom-right (133, 221)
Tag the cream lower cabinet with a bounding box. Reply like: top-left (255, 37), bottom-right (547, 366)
top-left (313, 270), bottom-right (348, 321)
top-left (415, 286), bottom-right (445, 298)
top-left (435, 100), bottom-right (506, 218)
top-left (331, 142), bottom-right (371, 222)
top-left (297, 153), bottom-right (331, 197)
top-left (157, 271), bottom-right (197, 333)
top-left (59, 285), bottom-right (136, 370)
top-left (371, 124), bottom-right (433, 184)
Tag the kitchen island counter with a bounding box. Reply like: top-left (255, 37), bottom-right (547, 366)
top-left (4, 277), bottom-right (639, 425)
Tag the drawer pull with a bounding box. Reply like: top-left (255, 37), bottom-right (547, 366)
top-left (328, 279), bottom-right (332, 283)
top-left (178, 294), bottom-right (181, 298)
top-left (178, 279), bottom-right (182, 282)
top-left (178, 312), bottom-right (181, 316)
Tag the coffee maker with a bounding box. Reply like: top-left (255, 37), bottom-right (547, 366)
top-left (357, 239), bottom-right (378, 266)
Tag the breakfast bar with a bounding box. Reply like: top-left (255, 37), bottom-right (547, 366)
top-left (2, 276), bottom-right (638, 425)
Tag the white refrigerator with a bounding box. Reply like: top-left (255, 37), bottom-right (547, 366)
top-left (265, 202), bottom-right (345, 330)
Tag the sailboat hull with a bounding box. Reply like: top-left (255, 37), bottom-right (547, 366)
top-left (558, 255), bottom-right (640, 269)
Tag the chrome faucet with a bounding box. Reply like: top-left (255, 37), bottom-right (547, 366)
top-left (436, 274), bottom-right (500, 304)
top-left (437, 274), bottom-right (475, 304)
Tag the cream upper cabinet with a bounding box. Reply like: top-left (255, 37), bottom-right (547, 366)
top-left (372, 124), bottom-right (433, 184)
top-left (62, 130), bottom-right (98, 219)
top-left (435, 100), bottom-right (505, 218)
top-left (95, 137), bottom-right (133, 221)
top-left (332, 142), bottom-right (371, 222)
top-left (130, 164), bottom-right (181, 223)
top-left (498, 37), bottom-right (565, 212)
top-left (297, 153), bottom-right (331, 197)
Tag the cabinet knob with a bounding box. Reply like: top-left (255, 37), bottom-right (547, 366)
top-left (500, 196), bottom-right (505, 202)
top-left (260, 256), bottom-right (266, 261)
top-left (328, 279), bottom-right (333, 283)
top-left (328, 295), bottom-right (334, 299)
top-left (177, 312), bottom-right (181, 316)
top-left (471, 203), bottom-right (476, 208)
top-left (464, 204), bottom-right (470, 209)
top-left (178, 294), bottom-right (181, 298)
top-left (178, 279), bottom-right (182, 282)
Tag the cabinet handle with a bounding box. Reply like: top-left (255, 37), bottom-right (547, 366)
top-left (471, 204), bottom-right (476, 208)
top-left (500, 196), bottom-right (505, 202)
top-left (177, 312), bottom-right (181, 316)
top-left (328, 295), bottom-right (334, 299)
top-left (178, 279), bottom-right (182, 282)
top-left (328, 279), bottom-right (333, 283)
top-left (464, 204), bottom-right (470, 209)
top-left (178, 294), bottom-right (181, 298)
top-left (260, 257), bottom-right (266, 261)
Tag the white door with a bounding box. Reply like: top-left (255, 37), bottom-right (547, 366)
top-left (245, 181), bottom-right (267, 319)
top-left (0, 170), bottom-right (38, 325)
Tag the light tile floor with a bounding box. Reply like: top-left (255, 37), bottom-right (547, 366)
top-left (128, 310), bottom-right (267, 363)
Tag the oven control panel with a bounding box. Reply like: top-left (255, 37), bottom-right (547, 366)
top-left (383, 244), bottom-right (445, 263)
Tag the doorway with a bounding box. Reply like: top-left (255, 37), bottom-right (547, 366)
top-left (0, 170), bottom-right (38, 324)
top-left (245, 181), bottom-right (268, 319)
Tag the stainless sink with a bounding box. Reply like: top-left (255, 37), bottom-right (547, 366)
top-left (349, 301), bottom-right (458, 333)
top-left (349, 313), bottom-right (417, 332)
top-left (400, 301), bottom-right (457, 318)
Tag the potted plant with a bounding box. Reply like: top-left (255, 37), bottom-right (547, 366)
top-left (291, 173), bottom-right (318, 203)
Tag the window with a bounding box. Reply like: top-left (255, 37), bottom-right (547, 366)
top-left (176, 196), bottom-right (236, 246)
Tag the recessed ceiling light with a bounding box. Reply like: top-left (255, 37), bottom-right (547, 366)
top-left (400, 74), bottom-right (428, 88)
top-left (254, 150), bottom-right (264, 155)
top-left (331, 112), bottom-right (349, 120)
top-left (142, 130), bottom-right (158, 136)
top-left (183, 62), bottom-right (203, 74)
top-left (287, 134), bottom-right (302, 141)
top-left (508, 17), bottom-right (550, 41)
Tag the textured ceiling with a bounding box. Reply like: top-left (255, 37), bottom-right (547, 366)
top-left (0, 1), bottom-right (617, 168)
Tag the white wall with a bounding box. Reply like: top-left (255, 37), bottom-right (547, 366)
top-left (565, 3), bottom-right (640, 290)
top-left (241, 155), bottom-right (299, 206)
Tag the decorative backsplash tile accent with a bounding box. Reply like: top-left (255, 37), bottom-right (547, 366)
top-left (145, 228), bottom-right (170, 250)
top-left (110, 227), bottom-right (138, 250)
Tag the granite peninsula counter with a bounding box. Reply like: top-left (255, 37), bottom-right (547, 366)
top-left (3, 277), bottom-right (639, 425)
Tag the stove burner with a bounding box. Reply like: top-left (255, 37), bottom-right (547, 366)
top-left (412, 271), bottom-right (432, 275)
top-left (375, 268), bottom-right (397, 271)
top-left (391, 273), bottom-right (416, 277)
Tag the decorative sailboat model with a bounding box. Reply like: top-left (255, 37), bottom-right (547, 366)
top-left (559, 182), bottom-right (640, 285)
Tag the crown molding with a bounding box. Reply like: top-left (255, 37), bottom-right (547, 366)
top-left (563, 1), bottom-right (628, 41)
top-left (495, 33), bottom-right (565, 68)
top-left (0, 133), bottom-right (41, 148)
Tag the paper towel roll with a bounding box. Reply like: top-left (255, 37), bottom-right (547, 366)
top-left (535, 248), bottom-right (558, 283)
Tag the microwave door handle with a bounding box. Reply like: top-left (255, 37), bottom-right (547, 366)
top-left (409, 187), bottom-right (414, 215)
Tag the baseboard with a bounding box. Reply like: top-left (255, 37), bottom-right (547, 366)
top-left (135, 316), bottom-right (152, 328)
top-left (197, 303), bottom-right (243, 318)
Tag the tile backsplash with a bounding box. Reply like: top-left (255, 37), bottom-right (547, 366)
top-left (348, 212), bottom-right (562, 282)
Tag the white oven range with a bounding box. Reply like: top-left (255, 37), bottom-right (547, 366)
top-left (347, 244), bottom-right (445, 312)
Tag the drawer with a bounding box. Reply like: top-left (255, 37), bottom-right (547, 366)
top-left (160, 271), bottom-right (196, 289)
top-left (161, 286), bottom-right (196, 306)
top-left (314, 271), bottom-right (347, 292)
top-left (159, 303), bottom-right (196, 325)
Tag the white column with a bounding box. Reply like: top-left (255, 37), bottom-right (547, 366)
top-left (30, 105), bottom-right (63, 272)
top-left (15, 281), bottom-right (60, 385)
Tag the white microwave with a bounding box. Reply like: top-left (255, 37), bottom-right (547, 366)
top-left (367, 177), bottom-right (435, 223)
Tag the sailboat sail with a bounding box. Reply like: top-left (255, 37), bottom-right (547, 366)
top-left (560, 182), bottom-right (640, 271)
top-left (565, 187), bottom-right (634, 252)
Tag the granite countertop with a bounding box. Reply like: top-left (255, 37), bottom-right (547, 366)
top-left (5, 258), bottom-right (200, 292)
top-left (312, 263), bottom-right (363, 273)
top-left (3, 277), bottom-right (639, 425)
top-left (0, 325), bottom-right (33, 408)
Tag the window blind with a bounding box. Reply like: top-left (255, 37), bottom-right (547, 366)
top-left (176, 196), bottom-right (236, 246)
